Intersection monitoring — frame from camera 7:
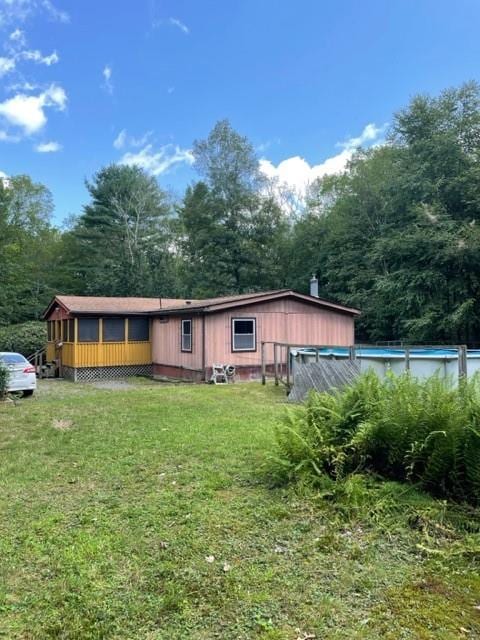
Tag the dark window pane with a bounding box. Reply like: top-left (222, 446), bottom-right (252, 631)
top-left (62, 320), bottom-right (68, 341)
top-left (47, 321), bottom-right (52, 341)
top-left (69, 319), bottom-right (75, 342)
top-left (128, 317), bottom-right (149, 341)
top-left (235, 320), bottom-right (254, 334)
top-left (78, 318), bottom-right (99, 342)
top-left (103, 317), bottom-right (125, 342)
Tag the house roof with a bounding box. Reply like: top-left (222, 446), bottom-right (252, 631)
top-left (43, 290), bottom-right (360, 319)
top-left (151, 289), bottom-right (360, 316)
top-left (42, 295), bottom-right (194, 318)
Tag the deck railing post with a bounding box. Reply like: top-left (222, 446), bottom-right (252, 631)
top-left (286, 345), bottom-right (291, 390)
top-left (315, 348), bottom-right (319, 363)
top-left (458, 345), bottom-right (467, 381)
top-left (261, 341), bottom-right (266, 385)
top-left (348, 345), bottom-right (355, 361)
top-left (405, 346), bottom-right (410, 372)
top-left (274, 343), bottom-right (279, 386)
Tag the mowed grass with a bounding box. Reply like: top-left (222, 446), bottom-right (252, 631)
top-left (0, 380), bottom-right (479, 639)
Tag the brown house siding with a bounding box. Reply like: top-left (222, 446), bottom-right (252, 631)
top-left (152, 297), bottom-right (355, 381)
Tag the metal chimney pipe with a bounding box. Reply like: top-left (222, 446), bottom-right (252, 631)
top-left (310, 274), bottom-right (319, 297)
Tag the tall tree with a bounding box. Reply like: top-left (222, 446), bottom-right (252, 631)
top-left (66, 165), bottom-right (178, 297)
top-left (0, 175), bottom-right (60, 324)
top-left (179, 120), bottom-right (289, 297)
top-left (287, 82), bottom-right (480, 344)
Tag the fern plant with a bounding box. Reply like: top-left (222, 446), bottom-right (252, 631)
top-left (274, 370), bottom-right (480, 505)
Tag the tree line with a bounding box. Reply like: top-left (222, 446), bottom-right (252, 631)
top-left (2, 81), bottom-right (480, 345)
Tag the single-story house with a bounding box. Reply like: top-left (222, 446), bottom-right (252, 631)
top-left (42, 284), bottom-right (360, 382)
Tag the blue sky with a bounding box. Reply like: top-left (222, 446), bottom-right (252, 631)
top-left (1, 0), bottom-right (479, 224)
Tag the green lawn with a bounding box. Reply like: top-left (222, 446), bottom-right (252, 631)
top-left (0, 380), bottom-right (479, 639)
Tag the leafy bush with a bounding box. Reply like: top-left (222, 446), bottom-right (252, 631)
top-left (275, 372), bottom-right (383, 480)
top-left (0, 321), bottom-right (46, 357)
top-left (275, 371), bottom-right (480, 504)
top-left (0, 362), bottom-right (8, 399)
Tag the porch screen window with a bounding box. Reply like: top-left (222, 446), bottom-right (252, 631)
top-left (68, 319), bottom-right (75, 342)
top-left (181, 319), bottom-right (192, 352)
top-left (232, 318), bottom-right (256, 351)
top-left (128, 317), bottom-right (149, 341)
top-left (47, 321), bottom-right (53, 341)
top-left (103, 317), bottom-right (125, 342)
top-left (78, 318), bottom-right (99, 342)
top-left (62, 320), bottom-right (68, 342)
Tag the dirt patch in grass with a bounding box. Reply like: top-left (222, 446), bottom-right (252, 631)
top-left (52, 418), bottom-right (74, 431)
top-left (92, 380), bottom-right (136, 390)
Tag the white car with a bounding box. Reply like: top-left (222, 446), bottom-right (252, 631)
top-left (0, 352), bottom-right (36, 396)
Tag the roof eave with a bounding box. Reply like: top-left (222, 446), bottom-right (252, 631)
top-left (150, 307), bottom-right (207, 317)
top-left (68, 310), bottom-right (156, 316)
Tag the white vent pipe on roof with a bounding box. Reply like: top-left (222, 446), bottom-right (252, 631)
top-left (310, 274), bottom-right (319, 298)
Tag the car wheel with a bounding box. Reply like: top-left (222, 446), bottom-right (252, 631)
top-left (23, 390), bottom-right (34, 397)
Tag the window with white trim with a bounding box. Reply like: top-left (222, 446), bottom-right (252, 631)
top-left (181, 318), bottom-right (192, 352)
top-left (232, 318), bottom-right (256, 352)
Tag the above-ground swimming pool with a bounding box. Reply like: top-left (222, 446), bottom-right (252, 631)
top-left (292, 346), bottom-right (480, 380)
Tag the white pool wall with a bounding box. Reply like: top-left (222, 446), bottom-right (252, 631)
top-left (293, 349), bottom-right (480, 382)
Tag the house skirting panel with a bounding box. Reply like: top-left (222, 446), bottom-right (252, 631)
top-left (153, 363), bottom-right (277, 382)
top-left (62, 365), bottom-right (76, 381)
top-left (205, 364), bottom-right (269, 381)
top-left (63, 364), bottom-right (153, 382)
top-left (153, 363), bottom-right (205, 382)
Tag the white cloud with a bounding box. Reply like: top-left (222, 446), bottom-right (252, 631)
top-left (6, 80), bottom-right (37, 91)
top-left (168, 17), bottom-right (189, 34)
top-left (113, 128), bottom-right (127, 149)
top-left (40, 0), bottom-right (69, 23)
top-left (0, 56), bottom-right (15, 76)
top-left (21, 48), bottom-right (59, 65)
top-left (119, 144), bottom-right (194, 176)
top-left (35, 140), bottom-right (61, 152)
top-left (0, 0), bottom-right (69, 25)
top-left (1, 27), bottom-right (59, 74)
top-left (0, 84), bottom-right (67, 134)
top-left (102, 65), bottom-right (113, 94)
top-left (0, 0), bottom-right (31, 25)
top-left (0, 129), bottom-right (20, 141)
top-left (9, 28), bottom-right (26, 47)
top-left (260, 123), bottom-right (387, 205)
top-left (255, 137), bottom-right (281, 154)
top-left (336, 122), bottom-right (385, 149)
top-left (113, 128), bottom-right (152, 150)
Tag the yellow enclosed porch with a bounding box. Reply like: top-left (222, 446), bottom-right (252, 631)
top-left (46, 316), bottom-right (152, 369)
